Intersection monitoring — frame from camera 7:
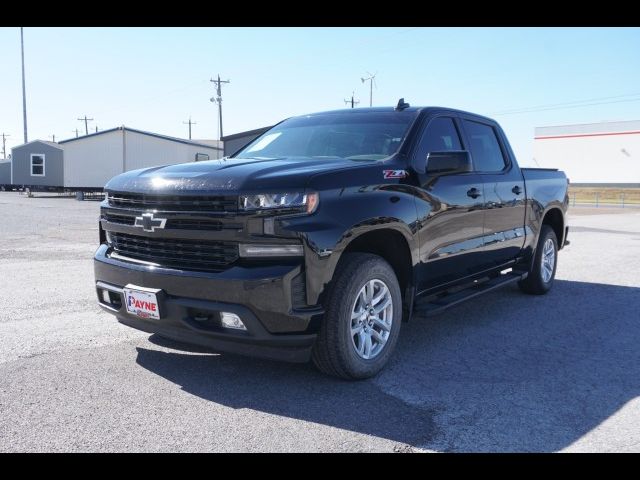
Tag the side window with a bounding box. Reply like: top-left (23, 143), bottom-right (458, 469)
top-left (421, 117), bottom-right (462, 154)
top-left (462, 120), bottom-right (507, 172)
top-left (31, 154), bottom-right (45, 176)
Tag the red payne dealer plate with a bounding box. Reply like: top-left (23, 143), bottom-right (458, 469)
top-left (123, 285), bottom-right (161, 320)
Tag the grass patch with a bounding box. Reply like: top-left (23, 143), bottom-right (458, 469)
top-left (568, 187), bottom-right (640, 205)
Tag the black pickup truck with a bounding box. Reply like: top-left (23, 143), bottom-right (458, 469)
top-left (95, 102), bottom-right (569, 379)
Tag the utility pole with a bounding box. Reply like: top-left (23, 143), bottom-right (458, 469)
top-left (344, 92), bottom-right (360, 109)
top-left (49, 134), bottom-right (56, 142)
top-left (210, 74), bottom-right (230, 140)
top-left (77, 115), bottom-right (94, 136)
top-left (360, 72), bottom-right (377, 107)
top-left (182, 117), bottom-right (197, 140)
top-left (20, 28), bottom-right (28, 143)
top-left (72, 128), bottom-right (80, 138)
top-left (95, 125), bottom-right (99, 133)
top-left (1, 133), bottom-right (9, 159)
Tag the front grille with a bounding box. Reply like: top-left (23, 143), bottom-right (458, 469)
top-left (103, 212), bottom-right (135, 225)
top-left (107, 192), bottom-right (238, 212)
top-left (102, 213), bottom-right (237, 231)
top-left (109, 232), bottom-right (238, 272)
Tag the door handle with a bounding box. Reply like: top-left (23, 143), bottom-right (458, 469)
top-left (467, 187), bottom-right (482, 199)
top-left (512, 185), bottom-right (523, 195)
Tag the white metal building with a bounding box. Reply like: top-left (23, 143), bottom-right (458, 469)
top-left (59, 127), bottom-right (223, 188)
top-left (533, 120), bottom-right (640, 184)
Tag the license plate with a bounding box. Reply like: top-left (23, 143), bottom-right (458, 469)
top-left (123, 285), bottom-right (162, 320)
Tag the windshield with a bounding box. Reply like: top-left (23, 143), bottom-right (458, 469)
top-left (234, 111), bottom-right (418, 161)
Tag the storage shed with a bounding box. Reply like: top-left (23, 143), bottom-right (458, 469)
top-left (222, 126), bottom-right (272, 157)
top-left (9, 140), bottom-right (64, 188)
top-left (0, 159), bottom-right (12, 186)
top-left (8, 127), bottom-right (223, 191)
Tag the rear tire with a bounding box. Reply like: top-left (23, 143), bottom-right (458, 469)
top-left (311, 253), bottom-right (402, 380)
top-left (518, 225), bottom-right (558, 295)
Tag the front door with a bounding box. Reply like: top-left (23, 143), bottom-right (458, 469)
top-left (413, 116), bottom-right (486, 293)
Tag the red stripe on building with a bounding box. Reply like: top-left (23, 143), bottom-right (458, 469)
top-left (535, 130), bottom-right (640, 140)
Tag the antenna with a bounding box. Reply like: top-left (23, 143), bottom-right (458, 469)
top-left (360, 71), bottom-right (377, 107)
top-left (395, 98), bottom-right (410, 111)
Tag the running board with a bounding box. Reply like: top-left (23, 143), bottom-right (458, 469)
top-left (413, 271), bottom-right (528, 317)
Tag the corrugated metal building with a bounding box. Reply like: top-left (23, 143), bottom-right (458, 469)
top-left (222, 126), bottom-right (272, 157)
top-left (534, 120), bottom-right (640, 184)
top-left (8, 127), bottom-right (223, 190)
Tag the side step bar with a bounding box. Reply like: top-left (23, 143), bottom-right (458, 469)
top-left (413, 270), bottom-right (528, 317)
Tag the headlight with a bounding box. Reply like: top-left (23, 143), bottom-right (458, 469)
top-left (240, 192), bottom-right (319, 214)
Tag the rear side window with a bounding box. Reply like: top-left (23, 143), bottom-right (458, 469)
top-left (463, 120), bottom-right (507, 172)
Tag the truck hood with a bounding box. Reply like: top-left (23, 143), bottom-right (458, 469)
top-left (104, 156), bottom-right (365, 193)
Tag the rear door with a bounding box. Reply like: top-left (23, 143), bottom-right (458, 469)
top-left (459, 117), bottom-right (526, 269)
top-left (413, 115), bottom-right (486, 292)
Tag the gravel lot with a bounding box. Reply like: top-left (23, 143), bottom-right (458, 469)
top-left (1, 192), bottom-right (639, 452)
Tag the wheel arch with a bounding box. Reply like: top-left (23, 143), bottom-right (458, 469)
top-left (541, 206), bottom-right (565, 248)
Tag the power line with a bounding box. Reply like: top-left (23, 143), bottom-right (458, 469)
top-left (210, 74), bottom-right (230, 140)
top-left (344, 92), bottom-right (360, 108)
top-left (361, 72), bottom-right (377, 107)
top-left (77, 115), bottom-right (94, 136)
top-left (182, 117), bottom-right (197, 139)
top-left (491, 92), bottom-right (640, 116)
top-left (1, 133), bottom-right (10, 158)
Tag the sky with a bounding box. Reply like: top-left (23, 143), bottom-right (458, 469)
top-left (0, 27), bottom-right (639, 166)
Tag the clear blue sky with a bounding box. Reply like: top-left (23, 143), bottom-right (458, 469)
top-left (1, 27), bottom-right (639, 165)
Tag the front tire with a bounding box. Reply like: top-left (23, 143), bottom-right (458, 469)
top-left (518, 225), bottom-right (558, 295)
top-left (311, 253), bottom-right (402, 380)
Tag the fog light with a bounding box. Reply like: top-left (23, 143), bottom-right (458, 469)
top-left (220, 312), bottom-right (246, 330)
top-left (101, 289), bottom-right (111, 303)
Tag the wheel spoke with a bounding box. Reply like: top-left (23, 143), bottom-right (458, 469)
top-left (372, 316), bottom-right (391, 332)
top-left (366, 281), bottom-right (375, 303)
top-left (357, 331), bottom-right (366, 355)
top-left (374, 297), bottom-right (391, 314)
top-left (351, 307), bottom-right (365, 320)
top-left (363, 333), bottom-right (373, 357)
top-left (371, 289), bottom-right (386, 306)
top-left (351, 324), bottom-right (363, 336)
top-left (370, 329), bottom-right (387, 345)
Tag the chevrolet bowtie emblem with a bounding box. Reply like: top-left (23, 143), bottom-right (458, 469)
top-left (134, 213), bottom-right (167, 232)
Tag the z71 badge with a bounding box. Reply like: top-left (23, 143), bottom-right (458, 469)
top-left (383, 169), bottom-right (408, 179)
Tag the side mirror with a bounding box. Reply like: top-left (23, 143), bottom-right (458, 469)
top-left (426, 151), bottom-right (472, 176)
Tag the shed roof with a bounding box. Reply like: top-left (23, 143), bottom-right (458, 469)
top-left (59, 126), bottom-right (223, 150)
top-left (12, 139), bottom-right (63, 151)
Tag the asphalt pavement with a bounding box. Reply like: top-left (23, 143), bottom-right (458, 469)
top-left (1, 193), bottom-right (639, 452)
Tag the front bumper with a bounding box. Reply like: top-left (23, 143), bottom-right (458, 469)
top-left (94, 244), bottom-right (322, 362)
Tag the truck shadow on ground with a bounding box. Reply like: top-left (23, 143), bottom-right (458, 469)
top-left (135, 279), bottom-right (640, 452)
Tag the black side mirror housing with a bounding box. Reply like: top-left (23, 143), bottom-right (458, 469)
top-left (426, 151), bottom-right (472, 176)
